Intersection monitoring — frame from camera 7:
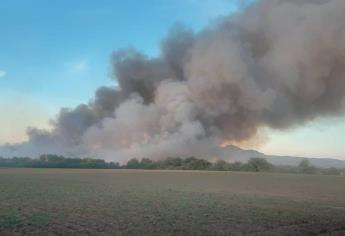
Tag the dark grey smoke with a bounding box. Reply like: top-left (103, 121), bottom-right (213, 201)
top-left (2, 0), bottom-right (345, 162)
top-left (112, 25), bottom-right (195, 103)
top-left (161, 25), bottom-right (195, 80)
top-left (92, 86), bottom-right (122, 118)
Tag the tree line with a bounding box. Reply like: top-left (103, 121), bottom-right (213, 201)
top-left (0, 155), bottom-right (343, 175)
top-left (0, 155), bottom-right (120, 169)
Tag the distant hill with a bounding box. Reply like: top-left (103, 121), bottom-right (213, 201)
top-left (1, 143), bottom-right (344, 169)
top-left (220, 145), bottom-right (345, 169)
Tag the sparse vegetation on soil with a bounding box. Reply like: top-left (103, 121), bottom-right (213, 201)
top-left (1, 169), bottom-right (345, 235)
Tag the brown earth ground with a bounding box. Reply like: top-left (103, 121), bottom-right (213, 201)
top-left (0, 169), bottom-right (345, 235)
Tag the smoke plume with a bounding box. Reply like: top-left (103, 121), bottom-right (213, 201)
top-left (2, 0), bottom-right (345, 162)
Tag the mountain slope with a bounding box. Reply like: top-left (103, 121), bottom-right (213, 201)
top-left (220, 146), bottom-right (345, 169)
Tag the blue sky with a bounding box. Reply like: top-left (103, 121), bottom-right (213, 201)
top-left (0, 0), bottom-right (344, 159)
top-left (0, 0), bottom-right (236, 142)
top-left (0, 0), bottom-right (232, 108)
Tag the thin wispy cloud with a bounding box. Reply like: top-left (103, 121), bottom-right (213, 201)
top-left (69, 59), bottom-right (89, 74)
top-left (0, 70), bottom-right (7, 78)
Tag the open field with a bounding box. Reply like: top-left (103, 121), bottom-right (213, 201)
top-left (1, 169), bottom-right (345, 235)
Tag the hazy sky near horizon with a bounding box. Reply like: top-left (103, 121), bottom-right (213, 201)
top-left (0, 0), bottom-right (344, 159)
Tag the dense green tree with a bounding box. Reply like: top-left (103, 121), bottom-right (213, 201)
top-left (212, 160), bottom-right (230, 171)
top-left (298, 159), bottom-right (317, 174)
top-left (228, 162), bottom-right (244, 171)
top-left (182, 157), bottom-right (211, 170)
top-left (159, 157), bottom-right (183, 169)
top-left (140, 158), bottom-right (157, 169)
top-left (126, 158), bottom-right (140, 169)
top-left (246, 158), bottom-right (273, 172)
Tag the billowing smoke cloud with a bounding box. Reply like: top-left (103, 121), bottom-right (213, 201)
top-left (2, 0), bottom-right (345, 162)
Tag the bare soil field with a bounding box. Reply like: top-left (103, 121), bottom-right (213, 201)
top-left (1, 169), bottom-right (345, 235)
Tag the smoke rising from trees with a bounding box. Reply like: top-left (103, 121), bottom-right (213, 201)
top-left (2, 0), bottom-right (345, 162)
